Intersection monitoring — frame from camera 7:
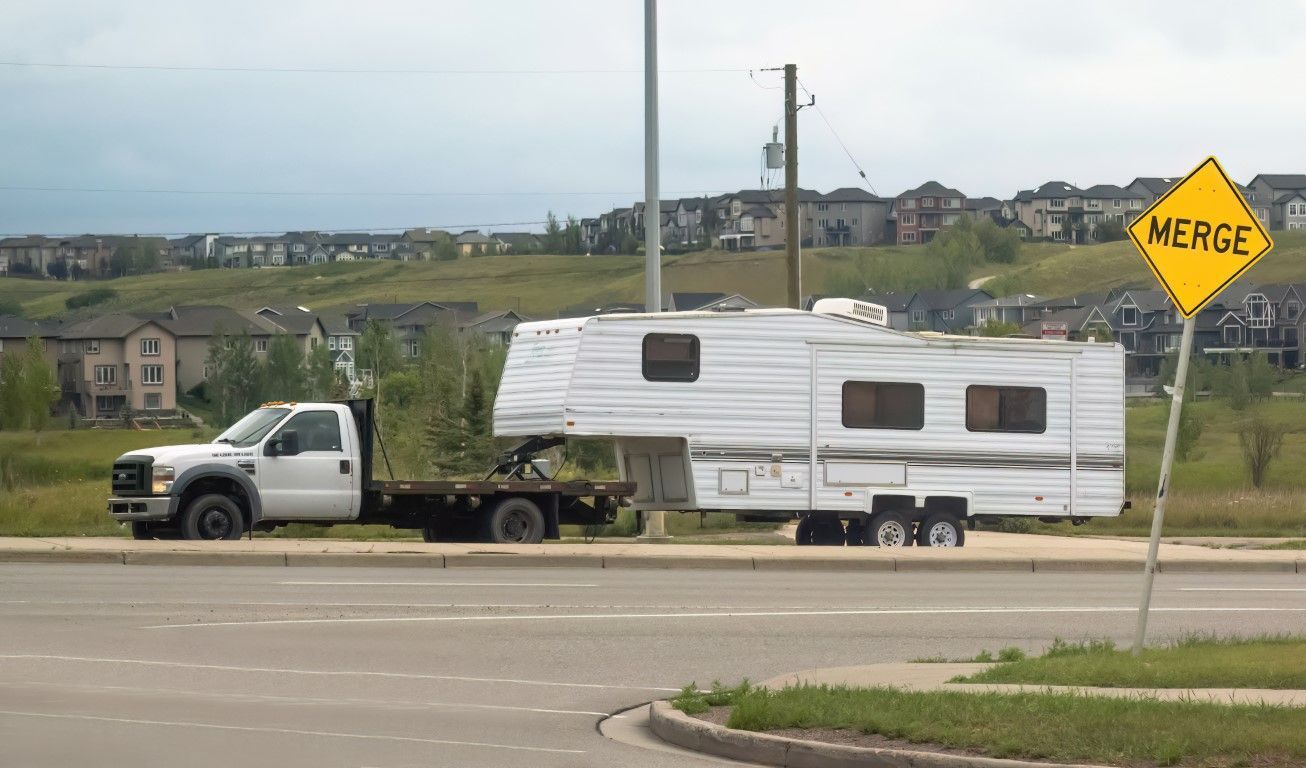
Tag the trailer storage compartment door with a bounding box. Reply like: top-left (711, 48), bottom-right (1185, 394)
top-left (617, 437), bottom-right (695, 511)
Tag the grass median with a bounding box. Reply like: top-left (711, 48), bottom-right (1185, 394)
top-left (957, 635), bottom-right (1306, 689)
top-left (683, 684), bottom-right (1305, 767)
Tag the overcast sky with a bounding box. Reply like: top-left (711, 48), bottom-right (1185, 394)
top-left (2, 0), bottom-right (1304, 236)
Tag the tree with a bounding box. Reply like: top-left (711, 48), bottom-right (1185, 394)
top-left (357, 319), bottom-right (401, 385)
top-left (21, 335), bottom-right (56, 441)
top-left (543, 211), bottom-right (564, 254)
top-left (460, 366), bottom-right (495, 470)
top-left (263, 333), bottom-right (308, 402)
top-left (435, 238), bottom-right (458, 261)
top-left (109, 240), bottom-right (159, 277)
top-left (204, 330), bottom-right (262, 425)
top-left (306, 343), bottom-right (337, 400)
top-left (563, 215), bottom-right (582, 255)
top-left (0, 298), bottom-right (21, 317)
top-left (700, 198), bottom-right (720, 248)
top-left (926, 217), bottom-right (983, 289)
top-left (46, 260), bottom-right (68, 280)
top-left (1083, 322), bottom-right (1114, 343)
top-left (0, 353), bottom-right (24, 429)
top-left (1212, 352), bottom-right (1274, 410)
top-left (619, 233), bottom-right (640, 255)
top-left (1238, 412), bottom-right (1287, 488)
top-left (1094, 218), bottom-right (1127, 242)
top-left (972, 218), bottom-right (1021, 263)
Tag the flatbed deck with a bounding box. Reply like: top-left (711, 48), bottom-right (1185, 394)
top-left (371, 479), bottom-right (636, 496)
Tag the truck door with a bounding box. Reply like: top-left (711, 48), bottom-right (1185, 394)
top-left (258, 409), bottom-right (355, 519)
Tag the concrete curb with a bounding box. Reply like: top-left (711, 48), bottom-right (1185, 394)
top-left (648, 700), bottom-right (1113, 768)
top-left (0, 546), bottom-right (1301, 573)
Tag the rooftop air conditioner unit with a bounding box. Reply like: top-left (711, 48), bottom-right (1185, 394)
top-left (811, 298), bottom-right (889, 327)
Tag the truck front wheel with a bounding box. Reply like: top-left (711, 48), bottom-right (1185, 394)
top-left (180, 494), bottom-right (244, 541)
top-left (483, 497), bottom-right (545, 544)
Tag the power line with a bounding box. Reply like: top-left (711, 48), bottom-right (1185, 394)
top-left (0, 220), bottom-right (553, 238)
top-left (798, 77), bottom-right (879, 196)
top-left (0, 185), bottom-right (726, 199)
top-left (0, 60), bottom-right (748, 76)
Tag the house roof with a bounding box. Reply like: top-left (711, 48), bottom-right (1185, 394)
top-left (319, 314), bottom-right (358, 336)
top-left (1081, 184), bottom-right (1144, 199)
top-left (971, 293), bottom-right (1046, 308)
top-left (1019, 305), bottom-right (1097, 336)
top-left (820, 187), bottom-right (889, 203)
top-left (492, 232), bottom-right (542, 251)
top-left (456, 231), bottom-right (496, 245)
top-left (963, 196), bottom-right (1002, 211)
top-left (59, 314), bottom-right (161, 340)
top-left (401, 228), bottom-right (452, 244)
top-left (1129, 177), bottom-right (1179, 195)
top-left (743, 205), bottom-right (776, 219)
top-left (0, 315), bottom-right (61, 339)
top-left (1250, 174), bottom-right (1306, 190)
top-left (157, 306), bottom-right (280, 337)
top-left (899, 181), bottom-right (964, 199)
top-left (1273, 191), bottom-right (1306, 204)
top-left (1031, 181), bottom-right (1082, 198)
top-left (861, 292), bottom-right (913, 312)
top-left (0, 236), bottom-right (50, 248)
top-left (729, 188), bottom-right (821, 204)
top-left (460, 309), bottom-right (531, 328)
top-left (668, 292), bottom-right (729, 311)
top-left (255, 305), bottom-right (322, 335)
top-left (1113, 289), bottom-right (1170, 313)
top-left (914, 288), bottom-right (992, 310)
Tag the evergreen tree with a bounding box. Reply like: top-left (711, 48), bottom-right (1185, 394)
top-left (21, 335), bottom-right (56, 440)
top-left (204, 330), bottom-right (262, 425)
top-left (543, 211), bottom-right (564, 254)
top-left (306, 343), bottom-right (337, 400)
top-left (0, 353), bottom-right (24, 429)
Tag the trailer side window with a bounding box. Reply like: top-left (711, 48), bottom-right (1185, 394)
top-left (643, 334), bottom-right (700, 382)
top-left (842, 381), bottom-right (924, 430)
top-left (966, 386), bottom-right (1046, 434)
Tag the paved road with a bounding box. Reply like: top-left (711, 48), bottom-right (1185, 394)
top-left (1, 563), bottom-right (1303, 767)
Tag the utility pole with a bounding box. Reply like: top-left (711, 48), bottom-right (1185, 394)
top-left (638, 0), bottom-right (669, 541)
top-left (784, 63), bottom-right (800, 309)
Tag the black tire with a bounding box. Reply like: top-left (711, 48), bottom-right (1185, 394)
top-left (812, 519), bottom-right (846, 546)
top-left (421, 519), bottom-right (438, 543)
top-left (794, 516), bottom-right (815, 546)
top-left (916, 512), bottom-right (966, 547)
top-left (180, 494), bottom-right (244, 541)
top-left (482, 497), bottom-right (545, 544)
top-left (867, 511), bottom-right (913, 548)
top-left (845, 519), bottom-right (866, 546)
top-left (130, 521), bottom-right (153, 540)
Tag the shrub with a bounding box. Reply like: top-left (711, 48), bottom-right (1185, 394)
top-left (1238, 414), bottom-right (1287, 488)
top-left (65, 287), bottom-right (117, 310)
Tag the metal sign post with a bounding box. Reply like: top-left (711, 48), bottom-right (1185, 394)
top-left (1131, 315), bottom-right (1194, 655)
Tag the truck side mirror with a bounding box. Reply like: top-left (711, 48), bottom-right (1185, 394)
top-left (266, 430), bottom-right (300, 457)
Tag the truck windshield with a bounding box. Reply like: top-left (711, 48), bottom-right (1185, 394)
top-left (214, 408), bottom-right (291, 448)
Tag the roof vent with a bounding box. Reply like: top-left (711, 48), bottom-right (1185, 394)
top-left (812, 298), bottom-right (889, 326)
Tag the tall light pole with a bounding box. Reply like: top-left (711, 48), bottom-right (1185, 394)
top-left (638, 0), bottom-right (669, 540)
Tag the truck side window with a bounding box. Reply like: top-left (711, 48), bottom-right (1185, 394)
top-left (642, 334), bottom-right (699, 382)
top-left (273, 411), bottom-right (343, 452)
top-left (842, 381), bottom-right (924, 430)
top-left (966, 386), bottom-right (1046, 434)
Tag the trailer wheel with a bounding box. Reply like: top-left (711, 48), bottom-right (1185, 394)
top-left (917, 512), bottom-right (965, 547)
top-left (179, 494), bottom-right (244, 541)
top-left (794, 517), bottom-right (814, 545)
top-left (868, 511), bottom-right (912, 548)
top-left (483, 497), bottom-right (545, 544)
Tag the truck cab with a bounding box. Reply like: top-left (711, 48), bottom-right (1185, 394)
top-left (109, 402), bottom-right (363, 540)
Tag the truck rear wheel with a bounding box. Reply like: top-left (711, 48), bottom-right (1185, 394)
top-left (917, 512), bottom-right (965, 547)
top-left (483, 497), bottom-right (545, 544)
top-left (180, 494), bottom-right (244, 541)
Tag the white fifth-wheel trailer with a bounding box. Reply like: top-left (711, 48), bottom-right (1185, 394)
top-left (493, 299), bottom-right (1127, 548)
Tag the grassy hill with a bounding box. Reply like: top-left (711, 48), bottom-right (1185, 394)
top-left (3, 232), bottom-right (1304, 320)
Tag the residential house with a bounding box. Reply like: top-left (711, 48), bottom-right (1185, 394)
top-left (283, 232), bottom-right (323, 265)
top-left (1246, 174), bottom-right (1306, 231)
top-left (858, 292), bottom-right (915, 330)
top-left (167, 234), bottom-right (216, 268)
top-left (56, 314), bottom-right (178, 417)
top-left (805, 188), bottom-right (891, 247)
top-left (1208, 283), bottom-right (1305, 368)
top-left (460, 309), bottom-right (531, 346)
top-left (346, 301), bottom-right (479, 359)
top-left (579, 218), bottom-right (601, 252)
top-left (970, 294), bottom-right (1047, 327)
top-left (557, 301), bottom-right (647, 318)
top-left (401, 228), bottom-right (454, 260)
top-left (1126, 177), bottom-right (1180, 209)
top-left (0, 236), bottom-right (57, 276)
top-left (668, 198), bottom-right (707, 248)
top-left (455, 231), bottom-right (500, 257)
top-left (1011, 182), bottom-right (1144, 243)
top-left (712, 189), bottom-right (816, 250)
top-left (963, 196), bottom-right (1004, 223)
top-left (254, 305), bottom-right (328, 356)
top-left (155, 306), bottom-right (282, 392)
top-left (663, 292), bottom-right (763, 312)
top-left (214, 237), bottom-right (251, 269)
top-left (894, 182), bottom-right (966, 244)
top-left (905, 289), bottom-right (992, 332)
top-left (322, 315), bottom-right (362, 384)
top-left (0, 315), bottom-right (61, 370)
top-left (492, 232), bottom-right (542, 254)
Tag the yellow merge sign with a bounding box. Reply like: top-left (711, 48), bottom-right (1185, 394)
top-left (1127, 156), bottom-right (1273, 317)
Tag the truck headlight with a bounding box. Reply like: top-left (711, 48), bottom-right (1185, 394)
top-left (152, 465), bottom-right (175, 495)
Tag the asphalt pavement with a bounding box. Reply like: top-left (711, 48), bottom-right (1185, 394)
top-left (1, 563), bottom-right (1303, 767)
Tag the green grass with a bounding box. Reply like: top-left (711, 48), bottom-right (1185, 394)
top-left (958, 636), bottom-right (1306, 690)
top-left (0, 242), bottom-right (1072, 321)
top-left (705, 684), bottom-right (1305, 767)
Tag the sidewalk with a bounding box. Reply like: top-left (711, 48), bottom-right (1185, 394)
top-left (1, 531), bottom-right (1303, 572)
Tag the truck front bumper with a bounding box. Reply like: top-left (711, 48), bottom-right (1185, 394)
top-left (108, 496), bottom-right (177, 522)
